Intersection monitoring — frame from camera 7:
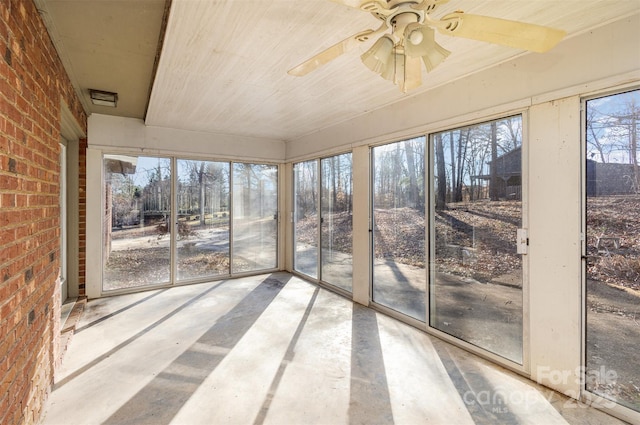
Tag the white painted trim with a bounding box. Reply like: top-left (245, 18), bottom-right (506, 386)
top-left (528, 96), bottom-right (583, 397)
top-left (59, 102), bottom-right (84, 298)
top-left (282, 162), bottom-right (294, 272)
top-left (58, 142), bottom-right (68, 302)
top-left (286, 70), bottom-right (640, 165)
top-left (351, 145), bottom-right (370, 306)
top-left (277, 163), bottom-right (287, 271)
top-left (88, 114), bottom-right (286, 163)
top-left (60, 103), bottom-right (86, 140)
top-left (85, 148), bottom-right (104, 299)
top-left (521, 110), bottom-right (531, 375)
top-left (532, 70), bottom-right (640, 106)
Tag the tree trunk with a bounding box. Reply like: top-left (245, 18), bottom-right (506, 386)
top-left (198, 162), bottom-right (206, 225)
top-left (435, 134), bottom-right (447, 210)
top-left (490, 122), bottom-right (499, 201)
top-left (456, 129), bottom-right (468, 202)
top-left (448, 133), bottom-right (456, 203)
top-left (244, 165), bottom-right (252, 218)
top-left (405, 140), bottom-right (418, 208)
top-left (331, 156), bottom-right (338, 208)
top-left (631, 115), bottom-right (639, 193)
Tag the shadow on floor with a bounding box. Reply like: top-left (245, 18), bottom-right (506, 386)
top-left (102, 275), bottom-right (290, 425)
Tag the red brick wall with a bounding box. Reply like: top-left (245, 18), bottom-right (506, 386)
top-left (0, 1), bottom-right (87, 424)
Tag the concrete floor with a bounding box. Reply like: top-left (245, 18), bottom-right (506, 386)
top-left (42, 273), bottom-right (626, 425)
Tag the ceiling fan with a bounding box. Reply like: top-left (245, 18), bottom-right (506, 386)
top-left (288, 0), bottom-right (566, 92)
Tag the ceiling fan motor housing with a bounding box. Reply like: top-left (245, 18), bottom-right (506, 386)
top-left (391, 10), bottom-right (423, 37)
top-left (364, 1), bottom-right (426, 45)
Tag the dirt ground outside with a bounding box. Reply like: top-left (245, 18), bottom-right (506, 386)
top-left (104, 219), bottom-right (273, 290)
top-left (586, 279), bottom-right (640, 410)
top-left (585, 195), bottom-right (640, 411)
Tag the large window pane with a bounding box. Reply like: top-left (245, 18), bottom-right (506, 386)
top-left (293, 160), bottom-right (319, 278)
top-left (176, 160), bottom-right (230, 281)
top-left (232, 163), bottom-right (278, 273)
top-left (430, 117), bottom-right (523, 363)
top-left (321, 154), bottom-right (353, 292)
top-left (103, 155), bottom-right (171, 291)
top-left (372, 138), bottom-right (426, 321)
top-left (585, 89), bottom-right (640, 412)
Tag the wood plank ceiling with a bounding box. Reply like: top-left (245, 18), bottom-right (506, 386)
top-left (40, 0), bottom-right (640, 142)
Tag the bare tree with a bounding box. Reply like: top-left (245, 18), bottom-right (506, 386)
top-left (448, 131), bottom-right (456, 203)
top-left (435, 134), bottom-right (447, 210)
top-left (453, 129), bottom-right (470, 202)
top-left (587, 106), bottom-right (608, 163)
top-left (405, 140), bottom-right (419, 208)
top-left (616, 97), bottom-right (639, 191)
top-left (500, 116), bottom-right (522, 152)
top-left (490, 121), bottom-right (499, 201)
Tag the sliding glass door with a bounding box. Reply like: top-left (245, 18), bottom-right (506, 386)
top-left (293, 160), bottom-right (319, 279)
top-left (320, 154), bottom-right (353, 292)
top-left (232, 163), bottom-right (278, 273)
top-left (585, 89), bottom-right (639, 413)
top-left (102, 156), bottom-right (277, 292)
top-left (371, 138), bottom-right (426, 321)
top-left (429, 116), bottom-right (524, 364)
top-left (293, 154), bottom-right (353, 291)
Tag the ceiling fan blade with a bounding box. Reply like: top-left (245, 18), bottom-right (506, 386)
top-left (288, 30), bottom-right (374, 77)
top-left (288, 22), bottom-right (388, 77)
top-left (438, 12), bottom-right (566, 53)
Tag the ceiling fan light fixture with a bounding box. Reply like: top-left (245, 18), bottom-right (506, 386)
top-left (402, 23), bottom-right (450, 73)
top-left (381, 51), bottom-right (401, 81)
top-left (379, 50), bottom-right (421, 93)
top-left (404, 24), bottom-right (434, 56)
top-left (361, 35), bottom-right (394, 74)
top-left (408, 29), bottom-right (424, 45)
top-left (420, 41), bottom-right (450, 72)
top-left (401, 54), bottom-right (422, 92)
